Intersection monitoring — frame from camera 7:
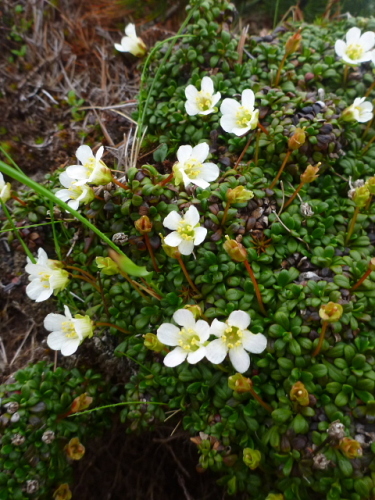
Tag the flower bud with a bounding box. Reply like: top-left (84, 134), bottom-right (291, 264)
top-left (184, 304), bottom-right (202, 319)
top-left (313, 453), bottom-right (330, 470)
top-left (290, 381), bottom-right (309, 406)
top-left (265, 495), bottom-right (284, 500)
top-left (319, 302), bottom-right (343, 323)
top-left (226, 186), bottom-right (254, 204)
top-left (369, 257), bottom-right (375, 271)
top-left (42, 430), bottom-right (56, 444)
top-left (353, 185), bottom-right (370, 208)
top-left (327, 420), bottom-right (346, 440)
top-left (223, 236), bottom-right (248, 263)
top-left (144, 333), bottom-right (165, 353)
top-left (53, 484), bottom-right (72, 500)
top-left (243, 448), bottom-right (261, 469)
top-left (228, 373), bottom-right (252, 393)
top-left (288, 127), bottom-right (306, 151)
top-left (135, 215), bottom-right (153, 234)
top-left (64, 437), bottom-right (85, 460)
top-left (339, 437), bottom-right (362, 459)
top-left (285, 30), bottom-right (302, 56)
top-left (300, 164), bottom-right (320, 184)
top-left (70, 393), bottom-right (93, 414)
top-left (160, 234), bottom-right (180, 259)
top-left (365, 176), bottom-right (375, 194)
top-left (96, 256), bottom-right (119, 275)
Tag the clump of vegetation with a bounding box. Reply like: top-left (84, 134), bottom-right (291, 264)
top-left (2, 0), bottom-right (375, 498)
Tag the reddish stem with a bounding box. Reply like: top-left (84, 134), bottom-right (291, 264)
top-left (11, 194), bottom-right (27, 206)
top-left (269, 150), bottom-right (292, 190)
top-left (257, 122), bottom-right (269, 135)
top-left (158, 173), bottom-right (174, 186)
top-left (234, 134), bottom-right (253, 170)
top-left (177, 256), bottom-right (201, 296)
top-left (283, 181), bottom-right (305, 210)
top-left (95, 322), bottom-right (131, 335)
top-left (249, 387), bottom-right (273, 413)
top-left (312, 321), bottom-right (328, 357)
top-left (112, 177), bottom-right (129, 190)
top-left (243, 260), bottom-right (266, 315)
top-left (351, 268), bottom-right (372, 291)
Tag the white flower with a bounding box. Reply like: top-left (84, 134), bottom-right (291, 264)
top-left (335, 27), bottom-right (375, 65)
top-left (185, 76), bottom-right (221, 116)
top-left (0, 173), bottom-right (11, 203)
top-left (172, 143), bottom-right (219, 189)
top-left (220, 89), bottom-right (259, 136)
top-left (44, 305), bottom-right (93, 356)
top-left (163, 205), bottom-right (207, 256)
top-left (25, 248), bottom-right (69, 302)
top-left (205, 310), bottom-right (267, 373)
top-left (65, 145), bottom-right (113, 186)
top-left (114, 23), bottom-right (147, 57)
top-left (55, 172), bottom-right (95, 210)
top-left (342, 97), bottom-right (373, 123)
top-left (157, 309), bottom-right (210, 367)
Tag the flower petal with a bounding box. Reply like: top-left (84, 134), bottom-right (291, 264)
top-left (360, 31), bottom-right (375, 51)
top-left (206, 338), bottom-right (227, 364)
top-left (26, 281), bottom-right (52, 302)
top-left (241, 89), bottom-right (255, 110)
top-left (228, 310), bottom-right (250, 330)
top-left (68, 199), bottom-right (80, 210)
top-left (125, 23), bottom-right (137, 38)
top-left (193, 226), bottom-right (207, 245)
top-left (191, 177), bottom-right (210, 189)
top-left (173, 309), bottom-right (195, 328)
top-left (231, 125), bottom-right (250, 137)
top-left (177, 145), bottom-right (193, 164)
top-left (191, 142), bottom-right (209, 163)
top-left (187, 346), bottom-right (206, 364)
top-left (201, 76), bottom-right (214, 94)
top-left (164, 347), bottom-right (187, 367)
top-left (66, 165), bottom-right (89, 181)
top-left (358, 112), bottom-right (373, 123)
top-left (220, 115), bottom-right (238, 133)
top-left (346, 27), bottom-right (361, 44)
top-left (210, 319), bottom-right (227, 338)
top-left (184, 205), bottom-right (200, 226)
top-left (59, 172), bottom-right (73, 188)
top-left (229, 346), bottom-right (250, 373)
top-left (220, 98), bottom-right (240, 115)
top-left (60, 338), bottom-right (80, 356)
top-left (334, 40), bottom-right (346, 57)
top-left (163, 210), bottom-right (182, 230)
top-left (178, 239), bottom-right (195, 255)
top-left (164, 231), bottom-right (182, 247)
top-left (47, 331), bottom-right (65, 350)
top-left (37, 248), bottom-right (49, 265)
top-left (211, 92), bottom-right (221, 107)
top-left (157, 323), bottom-right (181, 346)
top-left (185, 101), bottom-right (200, 116)
top-left (44, 313), bottom-right (66, 332)
top-left (76, 145), bottom-right (93, 165)
top-left (242, 331), bottom-right (267, 354)
top-left (55, 189), bottom-right (72, 202)
top-left (194, 320), bottom-right (210, 342)
top-left (185, 85), bottom-right (199, 100)
top-left (95, 146), bottom-right (104, 161)
top-left (200, 163), bottom-right (219, 182)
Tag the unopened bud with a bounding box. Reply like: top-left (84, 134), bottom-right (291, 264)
top-left (290, 381), bottom-right (309, 406)
top-left (184, 304), bottom-right (202, 319)
top-left (319, 302), bottom-right (343, 323)
top-left (226, 186), bottom-right (254, 204)
top-left (366, 176), bottom-right (375, 194)
top-left (288, 127), bottom-right (306, 150)
top-left (160, 234), bottom-right (180, 259)
top-left (353, 185), bottom-right (370, 208)
top-left (223, 236), bottom-right (248, 263)
top-left (135, 215), bottom-right (153, 234)
top-left (243, 448), bottom-right (261, 469)
top-left (64, 437), bottom-right (85, 460)
top-left (42, 430), bottom-right (56, 444)
top-left (285, 30), bottom-right (302, 56)
top-left (301, 164), bottom-right (320, 184)
top-left (144, 333), bottom-right (165, 353)
top-left (313, 453), bottom-right (330, 470)
top-left (70, 393), bottom-right (93, 414)
top-left (265, 495), bottom-right (284, 500)
top-left (328, 420), bottom-right (346, 440)
top-left (53, 484), bottom-right (72, 500)
top-left (300, 202), bottom-right (314, 217)
top-left (339, 437), bottom-right (362, 459)
top-left (96, 256), bottom-right (119, 275)
top-left (228, 373), bottom-right (252, 393)
top-left (369, 258), bottom-right (375, 271)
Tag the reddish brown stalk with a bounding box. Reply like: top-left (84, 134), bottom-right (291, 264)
top-left (243, 260), bottom-right (266, 315)
top-left (158, 172), bottom-right (174, 186)
top-left (135, 280), bottom-right (163, 301)
top-left (69, 273), bottom-right (100, 292)
top-left (254, 128), bottom-right (261, 166)
top-left (64, 265), bottom-right (97, 283)
top-left (112, 177), bottom-right (129, 190)
top-left (221, 203), bottom-right (231, 226)
top-left (117, 269), bottom-right (150, 301)
top-left (144, 233), bottom-right (160, 272)
top-left (269, 150), bottom-right (292, 190)
top-left (257, 122), bottom-right (269, 135)
top-left (345, 206), bottom-right (360, 245)
top-left (249, 387), bottom-right (273, 412)
top-left (362, 135), bottom-right (375, 155)
top-left (283, 181), bottom-right (305, 210)
top-left (177, 255), bottom-right (201, 296)
top-left (365, 80), bottom-right (375, 99)
top-left (312, 321), bottom-right (328, 357)
top-left (274, 53), bottom-right (288, 87)
top-left (234, 135), bottom-right (253, 170)
top-left (95, 322), bottom-right (131, 335)
top-left (11, 194), bottom-right (27, 206)
top-left (351, 268), bottom-right (372, 291)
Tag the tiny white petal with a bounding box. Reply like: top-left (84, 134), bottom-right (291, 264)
top-left (187, 347), bottom-right (206, 364)
top-left (157, 323), bottom-right (181, 346)
top-left (46, 331), bottom-right (65, 350)
top-left (164, 232), bottom-right (182, 247)
top-left (193, 227), bottom-right (207, 245)
top-left (241, 89), bottom-right (255, 110)
top-left (164, 347), bottom-right (187, 367)
top-left (194, 320), bottom-right (210, 342)
top-left (185, 85), bottom-right (199, 100)
top-left (199, 163), bottom-right (220, 182)
top-left (125, 23), bottom-right (137, 38)
top-left (178, 239), bottom-right (195, 255)
top-left (163, 211), bottom-right (182, 230)
top-left (26, 281), bottom-right (52, 302)
top-left (229, 346), bottom-right (250, 373)
top-left (191, 143), bottom-right (209, 163)
top-left (44, 313), bottom-right (66, 332)
top-left (66, 165), bottom-right (89, 181)
top-left (360, 31), bottom-right (375, 51)
top-left (173, 309), bottom-right (196, 328)
top-left (242, 331), bottom-right (268, 354)
top-left (184, 205), bottom-right (200, 226)
top-left (346, 27), bottom-right (361, 44)
top-left (201, 76), bottom-right (214, 94)
top-left (206, 338), bottom-right (227, 364)
top-left (177, 145), bottom-right (193, 163)
top-left (185, 101), bottom-right (201, 116)
top-left (220, 98), bottom-right (240, 115)
top-left (210, 319), bottom-right (227, 338)
top-left (60, 338), bottom-right (80, 356)
top-left (76, 145), bottom-right (93, 165)
top-left (335, 40), bottom-right (346, 57)
top-left (228, 310), bottom-right (250, 330)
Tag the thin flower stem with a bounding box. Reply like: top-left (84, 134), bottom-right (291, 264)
top-left (64, 265), bottom-right (97, 283)
top-left (274, 53), bottom-right (288, 87)
top-left (312, 321), bottom-right (328, 357)
top-left (136, 280), bottom-right (163, 300)
top-left (221, 202), bottom-right (231, 226)
top-left (254, 128), bottom-right (261, 166)
top-left (249, 387), bottom-right (273, 413)
top-left (11, 194), bottom-right (27, 206)
top-left (283, 181), bottom-right (305, 210)
top-left (269, 150), bottom-right (292, 190)
top-left (112, 177), bottom-right (129, 190)
top-left (351, 268), bottom-right (372, 291)
top-left (243, 260), bottom-right (267, 315)
top-left (95, 322), bottom-right (131, 335)
top-left (362, 116), bottom-right (374, 138)
top-left (177, 255), bottom-right (201, 296)
top-left (144, 233), bottom-right (160, 272)
top-left (234, 134), bottom-right (253, 170)
top-left (69, 273), bottom-right (101, 292)
top-left (365, 80), bottom-right (375, 98)
top-left (257, 122), bottom-right (269, 135)
top-left (345, 206), bottom-right (360, 245)
top-left (362, 134), bottom-right (375, 155)
top-left (118, 269), bottom-right (150, 301)
top-left (158, 172), bottom-right (174, 186)
top-left (0, 199), bottom-right (35, 263)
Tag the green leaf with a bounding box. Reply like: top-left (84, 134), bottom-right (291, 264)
top-left (334, 391), bottom-right (348, 407)
top-left (277, 270), bottom-right (292, 287)
top-left (291, 414), bottom-right (309, 434)
top-left (307, 364), bottom-right (327, 378)
top-left (272, 408), bottom-right (292, 424)
top-left (337, 453), bottom-right (353, 477)
top-left (153, 143), bottom-right (168, 162)
top-left (274, 310), bottom-right (290, 330)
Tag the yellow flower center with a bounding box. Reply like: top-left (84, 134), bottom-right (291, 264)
top-left (177, 222), bottom-right (195, 241)
top-left (38, 271), bottom-right (51, 288)
top-left (235, 106), bottom-right (254, 127)
top-left (61, 321), bottom-right (78, 339)
top-left (196, 91), bottom-right (213, 111)
top-left (184, 158), bottom-right (203, 179)
top-left (346, 43), bottom-right (365, 61)
top-left (177, 327), bottom-right (200, 351)
top-left (221, 326), bottom-right (243, 349)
